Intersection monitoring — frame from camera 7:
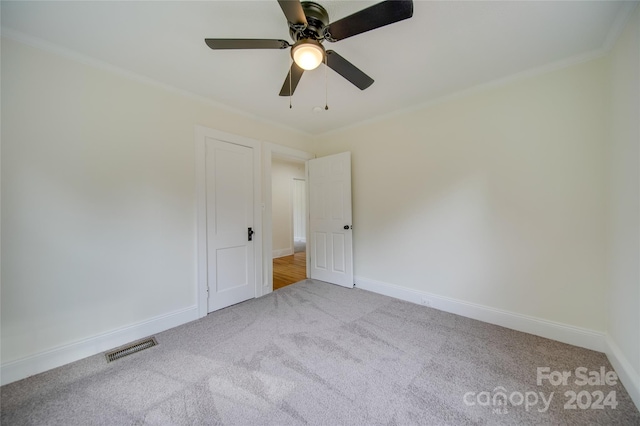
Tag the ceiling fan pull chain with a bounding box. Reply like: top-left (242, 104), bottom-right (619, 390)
top-left (324, 54), bottom-right (329, 110)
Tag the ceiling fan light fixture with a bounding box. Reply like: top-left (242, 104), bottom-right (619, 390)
top-left (292, 39), bottom-right (324, 70)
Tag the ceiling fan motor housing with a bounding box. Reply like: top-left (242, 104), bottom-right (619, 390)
top-left (289, 1), bottom-right (330, 42)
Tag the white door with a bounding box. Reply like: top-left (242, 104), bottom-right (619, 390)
top-left (206, 138), bottom-right (256, 312)
top-left (308, 152), bottom-right (353, 288)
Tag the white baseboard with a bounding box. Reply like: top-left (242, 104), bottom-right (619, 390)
top-left (355, 276), bottom-right (640, 412)
top-left (354, 276), bottom-right (605, 352)
top-left (604, 335), bottom-right (640, 410)
top-left (273, 248), bottom-right (294, 258)
top-left (0, 305), bottom-right (198, 386)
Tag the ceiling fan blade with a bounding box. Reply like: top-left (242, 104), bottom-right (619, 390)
top-left (277, 0), bottom-right (308, 27)
top-left (325, 50), bottom-right (374, 90)
top-left (324, 0), bottom-right (413, 42)
top-left (205, 39), bottom-right (290, 50)
top-left (279, 62), bottom-right (305, 96)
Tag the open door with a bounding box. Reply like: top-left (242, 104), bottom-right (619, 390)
top-left (308, 152), bottom-right (353, 288)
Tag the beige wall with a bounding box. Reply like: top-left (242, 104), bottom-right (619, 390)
top-left (607, 5), bottom-right (640, 395)
top-left (0, 37), bottom-right (313, 363)
top-left (316, 57), bottom-right (609, 332)
top-left (271, 157), bottom-right (305, 256)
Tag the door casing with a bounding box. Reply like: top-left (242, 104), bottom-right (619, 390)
top-left (195, 126), bottom-right (263, 318)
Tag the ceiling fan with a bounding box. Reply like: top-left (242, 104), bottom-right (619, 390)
top-left (204, 0), bottom-right (414, 96)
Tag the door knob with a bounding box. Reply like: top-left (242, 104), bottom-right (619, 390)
top-left (343, 225), bottom-right (351, 230)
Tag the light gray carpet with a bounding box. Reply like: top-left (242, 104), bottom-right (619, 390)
top-left (1, 280), bottom-right (639, 425)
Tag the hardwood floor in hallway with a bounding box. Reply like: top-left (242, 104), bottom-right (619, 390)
top-left (273, 251), bottom-right (306, 290)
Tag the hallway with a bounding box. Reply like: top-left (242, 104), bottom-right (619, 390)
top-left (273, 251), bottom-right (306, 290)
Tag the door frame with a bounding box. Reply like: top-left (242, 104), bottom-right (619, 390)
top-left (195, 126), bottom-right (263, 318)
top-left (263, 143), bottom-right (314, 294)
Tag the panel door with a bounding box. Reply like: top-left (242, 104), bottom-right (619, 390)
top-left (308, 152), bottom-right (353, 288)
top-left (206, 138), bottom-right (255, 312)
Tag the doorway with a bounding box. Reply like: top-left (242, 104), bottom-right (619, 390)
top-left (271, 156), bottom-right (307, 290)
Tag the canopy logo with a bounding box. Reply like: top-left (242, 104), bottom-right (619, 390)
top-left (463, 387), bottom-right (553, 415)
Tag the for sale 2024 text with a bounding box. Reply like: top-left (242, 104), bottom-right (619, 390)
top-left (537, 367), bottom-right (618, 410)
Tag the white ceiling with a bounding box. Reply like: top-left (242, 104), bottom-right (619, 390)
top-left (1, 1), bottom-right (634, 135)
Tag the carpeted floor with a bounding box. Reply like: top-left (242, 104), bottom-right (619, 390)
top-left (1, 280), bottom-right (639, 425)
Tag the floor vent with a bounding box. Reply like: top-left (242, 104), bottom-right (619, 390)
top-left (105, 337), bottom-right (158, 363)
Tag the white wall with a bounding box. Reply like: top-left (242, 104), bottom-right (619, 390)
top-left (292, 179), bottom-right (306, 242)
top-left (606, 5), bottom-right (640, 406)
top-left (316, 56), bottom-right (609, 333)
top-left (271, 157), bottom-right (305, 257)
top-left (0, 37), bottom-right (313, 368)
